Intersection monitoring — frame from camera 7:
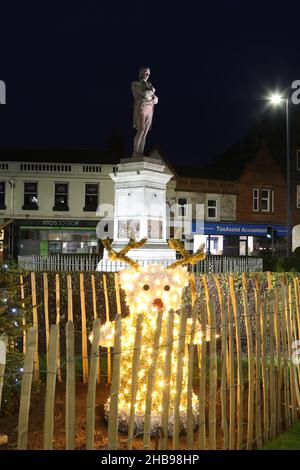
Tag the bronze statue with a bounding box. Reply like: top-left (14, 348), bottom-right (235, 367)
top-left (132, 67), bottom-right (158, 156)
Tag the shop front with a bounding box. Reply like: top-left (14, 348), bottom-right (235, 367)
top-left (192, 221), bottom-right (287, 256)
top-left (14, 219), bottom-right (99, 257)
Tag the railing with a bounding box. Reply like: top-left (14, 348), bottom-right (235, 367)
top-left (18, 254), bottom-right (102, 272)
top-left (99, 255), bottom-right (263, 273)
top-left (18, 254), bottom-right (263, 272)
top-left (191, 255), bottom-right (263, 273)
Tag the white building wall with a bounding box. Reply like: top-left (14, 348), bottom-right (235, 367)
top-left (0, 161), bottom-right (115, 220)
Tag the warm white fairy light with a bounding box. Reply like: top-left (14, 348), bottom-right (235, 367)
top-left (91, 263), bottom-right (220, 434)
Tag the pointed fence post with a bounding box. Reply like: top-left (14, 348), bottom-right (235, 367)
top-left (107, 314), bottom-right (122, 450)
top-left (172, 308), bottom-right (187, 450)
top-left (66, 321), bottom-right (76, 450)
top-left (128, 313), bottom-right (144, 450)
top-left (54, 274), bottom-right (62, 382)
top-left (79, 273), bottom-right (89, 383)
top-left (229, 274), bottom-right (243, 449)
top-left (43, 273), bottom-right (50, 367)
top-left (103, 274), bottom-right (112, 384)
top-left (198, 300), bottom-right (207, 450)
top-left (242, 274), bottom-right (254, 450)
top-left (18, 328), bottom-right (37, 450)
top-left (86, 318), bottom-right (101, 450)
top-left (144, 309), bottom-right (164, 450)
top-left (160, 309), bottom-right (175, 451)
top-left (0, 336), bottom-right (8, 412)
top-left (43, 324), bottom-right (60, 450)
top-left (30, 272), bottom-right (39, 382)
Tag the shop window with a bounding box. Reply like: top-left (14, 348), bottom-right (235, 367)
top-left (223, 235), bottom-right (239, 256)
top-left (239, 236), bottom-right (247, 256)
top-left (253, 236), bottom-right (267, 254)
top-left (177, 197), bottom-right (188, 217)
top-left (61, 230), bottom-right (98, 254)
top-left (297, 185), bottom-right (300, 209)
top-left (208, 235), bottom-right (223, 255)
top-left (49, 241), bottom-right (61, 254)
top-left (20, 229), bottom-right (40, 241)
top-left (253, 189), bottom-right (259, 211)
top-left (297, 150), bottom-right (300, 171)
top-left (53, 183), bottom-right (69, 211)
top-left (207, 199), bottom-right (217, 219)
top-left (22, 182), bottom-right (38, 210)
top-left (261, 189), bottom-right (270, 212)
top-left (84, 183), bottom-right (99, 211)
top-left (0, 181), bottom-right (6, 208)
top-left (19, 229), bottom-right (40, 256)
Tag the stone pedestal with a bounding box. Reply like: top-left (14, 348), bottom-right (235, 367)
top-left (97, 156), bottom-right (176, 271)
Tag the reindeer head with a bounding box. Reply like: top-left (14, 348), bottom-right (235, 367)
top-left (102, 238), bottom-right (205, 315)
top-left (119, 264), bottom-right (189, 313)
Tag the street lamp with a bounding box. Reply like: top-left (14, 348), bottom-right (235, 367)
top-left (269, 93), bottom-right (291, 257)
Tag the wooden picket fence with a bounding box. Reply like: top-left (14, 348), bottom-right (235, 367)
top-left (1, 271), bottom-right (300, 449)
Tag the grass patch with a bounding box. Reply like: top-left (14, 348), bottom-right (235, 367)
top-left (261, 421), bottom-right (300, 450)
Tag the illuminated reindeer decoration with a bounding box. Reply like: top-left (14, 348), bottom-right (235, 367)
top-left (97, 237), bottom-right (208, 435)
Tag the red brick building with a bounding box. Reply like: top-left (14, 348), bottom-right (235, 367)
top-left (175, 136), bottom-right (288, 256)
top-left (235, 140), bottom-right (287, 255)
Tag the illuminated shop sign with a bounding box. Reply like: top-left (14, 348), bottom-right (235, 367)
top-left (192, 221), bottom-right (287, 237)
top-left (41, 220), bottom-right (79, 227)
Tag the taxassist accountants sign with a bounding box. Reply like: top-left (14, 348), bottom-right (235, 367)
top-left (192, 221), bottom-right (287, 237)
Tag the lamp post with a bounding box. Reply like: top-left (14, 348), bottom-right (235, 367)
top-left (269, 93), bottom-right (291, 257)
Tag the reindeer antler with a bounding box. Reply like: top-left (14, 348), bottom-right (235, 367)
top-left (102, 237), bottom-right (147, 269)
top-left (167, 239), bottom-right (206, 269)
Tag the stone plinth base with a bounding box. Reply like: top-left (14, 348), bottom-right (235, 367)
top-left (97, 154), bottom-right (176, 272)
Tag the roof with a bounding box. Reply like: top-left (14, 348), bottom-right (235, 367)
top-left (174, 163), bottom-right (238, 180)
top-left (0, 147), bottom-right (119, 164)
top-left (175, 109), bottom-right (298, 181)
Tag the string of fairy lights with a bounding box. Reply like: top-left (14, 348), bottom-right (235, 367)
top-left (1, 257), bottom-right (296, 440)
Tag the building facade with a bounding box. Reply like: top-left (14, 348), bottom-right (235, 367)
top-left (0, 139), bottom-right (293, 262)
top-left (0, 149), bottom-right (117, 260)
top-left (170, 139), bottom-right (288, 257)
top-left (235, 141), bottom-right (287, 256)
top-left (0, 148), bottom-right (239, 261)
top-left (168, 176), bottom-right (237, 255)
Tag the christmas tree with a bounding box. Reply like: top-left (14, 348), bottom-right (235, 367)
top-left (0, 223), bottom-right (32, 415)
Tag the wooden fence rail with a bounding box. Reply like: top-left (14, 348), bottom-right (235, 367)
top-left (1, 271), bottom-right (300, 450)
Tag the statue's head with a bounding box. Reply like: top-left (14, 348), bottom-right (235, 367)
top-left (138, 66), bottom-right (150, 81)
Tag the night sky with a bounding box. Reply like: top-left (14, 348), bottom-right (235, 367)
top-left (0, 0), bottom-right (299, 165)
